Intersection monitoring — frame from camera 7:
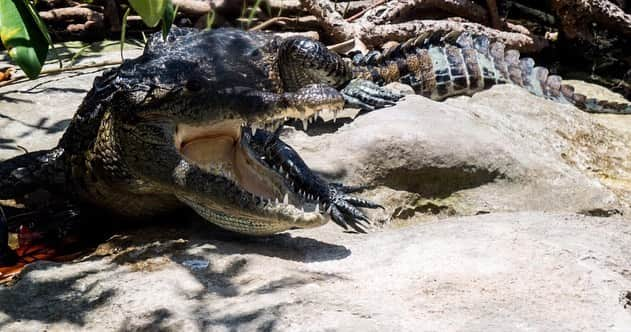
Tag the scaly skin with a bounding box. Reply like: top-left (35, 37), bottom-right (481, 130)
top-left (346, 33), bottom-right (631, 113)
top-left (0, 27), bottom-right (398, 265)
top-left (9, 28), bottom-right (626, 266)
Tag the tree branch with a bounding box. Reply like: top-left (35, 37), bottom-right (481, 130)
top-left (300, 0), bottom-right (547, 52)
top-left (361, 0), bottom-right (489, 25)
top-left (551, 0), bottom-right (631, 39)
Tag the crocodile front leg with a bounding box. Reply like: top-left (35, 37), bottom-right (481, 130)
top-left (0, 148), bottom-right (66, 200)
top-left (277, 37), bottom-right (403, 112)
top-left (253, 128), bottom-right (382, 232)
top-left (0, 149), bottom-right (66, 267)
top-left (341, 79), bottom-right (403, 111)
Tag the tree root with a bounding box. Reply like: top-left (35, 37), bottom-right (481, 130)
top-left (551, 0), bottom-right (631, 40)
top-left (39, 6), bottom-right (104, 35)
top-left (300, 0), bottom-right (548, 52)
top-left (360, 0), bottom-right (489, 25)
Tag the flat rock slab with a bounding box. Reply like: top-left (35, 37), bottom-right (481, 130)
top-left (0, 212), bottom-right (630, 331)
top-left (0, 47), bottom-right (142, 158)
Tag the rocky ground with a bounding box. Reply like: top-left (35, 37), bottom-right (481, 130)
top-left (1, 48), bottom-right (630, 331)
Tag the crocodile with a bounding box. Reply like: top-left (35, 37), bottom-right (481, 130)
top-left (344, 32), bottom-right (631, 114)
top-left (0, 27), bottom-right (400, 266)
top-left (2, 27), bottom-right (630, 267)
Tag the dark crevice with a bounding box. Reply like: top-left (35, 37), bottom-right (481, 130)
top-left (375, 165), bottom-right (504, 198)
top-left (393, 201), bottom-right (455, 219)
top-left (579, 208), bottom-right (623, 217)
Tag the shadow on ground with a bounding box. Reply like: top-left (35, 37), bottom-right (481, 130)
top-left (0, 212), bottom-right (350, 330)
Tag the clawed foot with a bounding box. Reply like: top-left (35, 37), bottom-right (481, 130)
top-left (255, 129), bottom-right (384, 233)
top-left (324, 183), bottom-right (383, 233)
top-left (341, 79), bottom-right (403, 111)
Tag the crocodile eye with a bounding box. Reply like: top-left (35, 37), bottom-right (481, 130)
top-left (185, 78), bottom-right (203, 92)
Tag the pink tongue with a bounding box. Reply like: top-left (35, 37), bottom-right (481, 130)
top-left (234, 147), bottom-right (276, 199)
top-left (181, 136), bottom-right (235, 169)
top-left (180, 136), bottom-right (276, 199)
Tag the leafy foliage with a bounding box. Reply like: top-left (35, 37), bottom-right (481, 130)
top-left (0, 0), bottom-right (176, 79)
top-left (0, 0), bottom-right (51, 79)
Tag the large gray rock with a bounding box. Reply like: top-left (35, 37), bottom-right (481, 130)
top-left (2, 50), bottom-right (631, 331)
top-left (284, 85), bottom-right (631, 221)
top-left (0, 212), bottom-right (630, 331)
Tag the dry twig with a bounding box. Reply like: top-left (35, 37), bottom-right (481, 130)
top-left (0, 60), bottom-right (121, 88)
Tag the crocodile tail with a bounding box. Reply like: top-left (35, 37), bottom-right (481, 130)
top-left (349, 32), bottom-right (511, 99)
top-left (350, 33), bottom-right (631, 113)
top-left (0, 148), bottom-right (65, 200)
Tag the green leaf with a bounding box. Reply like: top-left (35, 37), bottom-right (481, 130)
top-left (204, 9), bottom-right (216, 31)
top-left (0, 0), bottom-right (51, 79)
top-left (161, 1), bottom-right (176, 40)
top-left (120, 7), bottom-right (131, 61)
top-left (129, 0), bottom-right (168, 28)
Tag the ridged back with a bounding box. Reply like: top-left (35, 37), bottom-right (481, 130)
top-left (350, 32), bottom-right (631, 114)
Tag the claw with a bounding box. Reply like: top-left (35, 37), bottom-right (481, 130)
top-left (342, 195), bottom-right (384, 209)
top-left (331, 205), bottom-right (366, 233)
top-left (331, 183), bottom-right (369, 193)
top-left (343, 94), bottom-right (375, 111)
top-left (341, 79), bottom-right (402, 112)
top-left (335, 200), bottom-right (370, 223)
top-left (330, 205), bottom-right (350, 230)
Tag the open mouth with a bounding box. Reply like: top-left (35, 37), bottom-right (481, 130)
top-left (172, 109), bottom-right (332, 232)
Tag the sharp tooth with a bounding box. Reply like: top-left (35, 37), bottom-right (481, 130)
top-left (284, 116), bottom-right (288, 121)
top-left (283, 193), bottom-right (289, 204)
top-left (275, 198), bottom-right (279, 205)
top-left (301, 118), bottom-right (308, 131)
top-left (285, 173), bottom-right (290, 179)
top-left (251, 122), bottom-right (263, 135)
top-left (333, 110), bottom-right (338, 123)
top-left (315, 203), bottom-right (320, 213)
top-left (326, 205), bottom-right (332, 213)
top-left (301, 205), bottom-right (305, 213)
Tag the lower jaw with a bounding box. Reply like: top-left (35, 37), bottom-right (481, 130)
top-left (177, 194), bottom-right (316, 235)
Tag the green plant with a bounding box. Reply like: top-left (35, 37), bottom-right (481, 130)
top-left (0, 0), bottom-right (176, 79)
top-left (0, 0), bottom-right (51, 79)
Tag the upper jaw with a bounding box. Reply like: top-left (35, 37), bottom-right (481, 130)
top-left (172, 118), bottom-right (327, 227)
